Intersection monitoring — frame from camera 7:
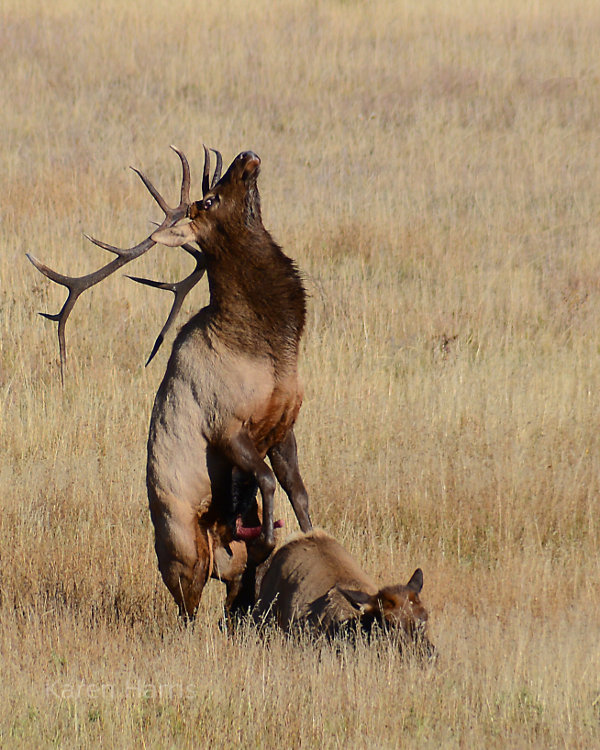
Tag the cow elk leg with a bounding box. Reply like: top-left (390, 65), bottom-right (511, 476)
top-left (268, 429), bottom-right (312, 533)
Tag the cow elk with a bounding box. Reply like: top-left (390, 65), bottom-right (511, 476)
top-left (254, 530), bottom-right (435, 657)
top-left (29, 146), bottom-right (312, 619)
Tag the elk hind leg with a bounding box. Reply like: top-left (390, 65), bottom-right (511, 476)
top-left (154, 517), bottom-right (212, 621)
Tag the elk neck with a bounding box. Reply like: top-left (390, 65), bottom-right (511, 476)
top-left (198, 226), bottom-right (306, 368)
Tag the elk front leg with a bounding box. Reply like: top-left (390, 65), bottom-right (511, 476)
top-left (223, 431), bottom-right (277, 552)
top-left (268, 429), bottom-right (312, 532)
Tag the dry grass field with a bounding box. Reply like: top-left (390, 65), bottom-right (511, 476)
top-left (2, 0), bottom-right (600, 746)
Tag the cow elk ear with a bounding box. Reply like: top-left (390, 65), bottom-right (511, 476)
top-left (406, 568), bottom-right (423, 594)
top-left (336, 586), bottom-right (377, 614)
top-left (152, 222), bottom-right (197, 247)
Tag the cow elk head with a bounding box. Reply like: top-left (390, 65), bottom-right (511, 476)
top-left (337, 568), bottom-right (435, 658)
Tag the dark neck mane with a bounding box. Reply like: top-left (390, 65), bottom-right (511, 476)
top-left (195, 226), bottom-right (306, 367)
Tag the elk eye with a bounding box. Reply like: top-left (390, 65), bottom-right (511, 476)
top-left (203, 196), bottom-right (218, 210)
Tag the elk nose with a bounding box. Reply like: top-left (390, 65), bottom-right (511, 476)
top-left (238, 150), bottom-right (260, 164)
top-left (238, 151), bottom-right (261, 180)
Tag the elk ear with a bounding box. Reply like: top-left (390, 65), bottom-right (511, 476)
top-left (336, 586), bottom-right (377, 614)
top-left (152, 223), bottom-right (197, 247)
top-left (406, 568), bottom-right (423, 594)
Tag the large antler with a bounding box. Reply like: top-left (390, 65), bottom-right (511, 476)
top-left (27, 145), bottom-right (223, 382)
top-left (126, 145), bottom-right (222, 365)
top-left (27, 146), bottom-right (190, 382)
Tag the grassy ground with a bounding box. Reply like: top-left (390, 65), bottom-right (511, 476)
top-left (2, 0), bottom-right (600, 746)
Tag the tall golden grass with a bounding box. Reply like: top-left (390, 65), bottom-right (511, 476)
top-left (2, 0), bottom-right (600, 745)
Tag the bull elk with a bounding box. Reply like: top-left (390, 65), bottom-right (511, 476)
top-left (28, 146), bottom-right (312, 618)
top-left (254, 530), bottom-right (435, 657)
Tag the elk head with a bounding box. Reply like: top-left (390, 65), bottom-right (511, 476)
top-left (337, 568), bottom-right (435, 657)
top-left (151, 151), bottom-right (263, 252)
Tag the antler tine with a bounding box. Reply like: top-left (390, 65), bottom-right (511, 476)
top-left (130, 167), bottom-right (170, 214)
top-left (28, 146), bottom-right (192, 381)
top-left (170, 145), bottom-right (191, 206)
top-left (210, 149), bottom-right (222, 187)
top-left (26, 253), bottom-right (83, 385)
top-left (202, 144), bottom-right (211, 196)
top-left (127, 245), bottom-right (207, 365)
top-left (130, 146), bottom-right (190, 213)
top-left (201, 145), bottom-right (222, 195)
top-left (83, 233), bottom-right (133, 256)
